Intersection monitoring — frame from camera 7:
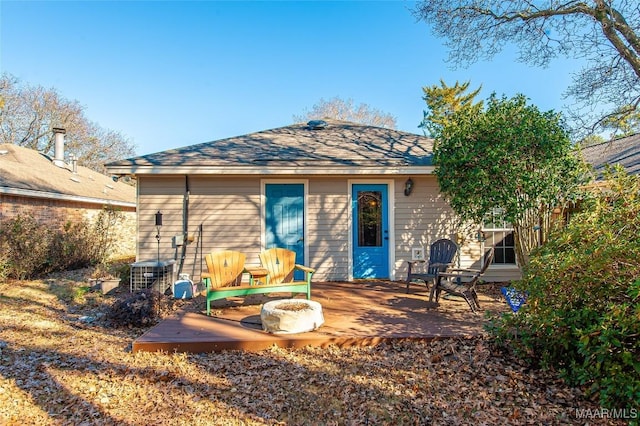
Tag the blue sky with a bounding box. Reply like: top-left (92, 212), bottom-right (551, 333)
top-left (2, 1), bottom-right (579, 156)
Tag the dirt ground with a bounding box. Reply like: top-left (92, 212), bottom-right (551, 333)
top-left (0, 270), bottom-right (625, 425)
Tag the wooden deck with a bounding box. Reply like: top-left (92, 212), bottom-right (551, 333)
top-left (133, 281), bottom-right (507, 353)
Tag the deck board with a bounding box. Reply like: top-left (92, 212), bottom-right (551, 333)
top-left (133, 281), bottom-right (506, 353)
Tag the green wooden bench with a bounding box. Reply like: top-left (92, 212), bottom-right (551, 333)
top-left (203, 249), bottom-right (314, 316)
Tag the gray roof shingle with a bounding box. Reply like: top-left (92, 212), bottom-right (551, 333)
top-left (106, 119), bottom-right (435, 174)
top-left (581, 134), bottom-right (640, 177)
top-left (0, 143), bottom-right (136, 205)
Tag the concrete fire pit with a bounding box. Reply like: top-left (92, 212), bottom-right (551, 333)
top-left (260, 299), bottom-right (324, 334)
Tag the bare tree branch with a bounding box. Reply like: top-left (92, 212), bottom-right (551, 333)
top-left (293, 96), bottom-right (397, 129)
top-left (0, 73), bottom-right (136, 173)
top-left (413, 1), bottom-right (640, 136)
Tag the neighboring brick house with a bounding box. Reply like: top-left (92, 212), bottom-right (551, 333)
top-left (0, 130), bottom-right (137, 258)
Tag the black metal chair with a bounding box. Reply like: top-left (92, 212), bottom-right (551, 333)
top-left (432, 247), bottom-right (495, 313)
top-left (406, 238), bottom-right (458, 297)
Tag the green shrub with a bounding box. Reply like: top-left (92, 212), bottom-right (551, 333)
top-left (0, 207), bottom-right (127, 279)
top-left (0, 214), bottom-right (54, 279)
top-left (90, 256), bottom-right (133, 283)
top-left (49, 220), bottom-right (98, 271)
top-left (487, 167), bottom-right (640, 411)
top-left (90, 207), bottom-right (125, 264)
top-left (111, 261), bottom-right (132, 283)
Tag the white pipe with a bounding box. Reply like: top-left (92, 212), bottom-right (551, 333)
top-left (52, 128), bottom-right (66, 167)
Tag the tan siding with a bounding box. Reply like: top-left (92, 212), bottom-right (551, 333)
top-left (137, 174), bottom-right (521, 285)
top-left (307, 178), bottom-right (349, 281)
top-left (393, 176), bottom-right (459, 280)
top-left (138, 176), bottom-right (188, 195)
top-left (392, 177), bottom-right (522, 283)
top-left (483, 267), bottom-right (522, 283)
top-left (459, 242), bottom-right (482, 270)
top-left (137, 176), bottom-right (186, 266)
top-left (137, 176), bottom-right (261, 283)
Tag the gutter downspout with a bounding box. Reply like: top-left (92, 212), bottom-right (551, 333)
top-left (177, 175), bottom-right (190, 276)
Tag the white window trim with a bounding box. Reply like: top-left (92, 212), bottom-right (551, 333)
top-left (481, 224), bottom-right (517, 266)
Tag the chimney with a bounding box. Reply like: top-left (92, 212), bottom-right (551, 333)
top-left (52, 127), bottom-right (66, 168)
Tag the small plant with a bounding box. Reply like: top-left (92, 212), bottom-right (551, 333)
top-left (49, 281), bottom-right (93, 304)
top-left (109, 258), bottom-right (133, 283)
top-left (90, 257), bottom-right (132, 283)
top-left (90, 264), bottom-right (119, 280)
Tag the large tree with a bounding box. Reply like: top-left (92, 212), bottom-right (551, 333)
top-left (420, 79), bottom-right (483, 137)
top-left (413, 1), bottom-right (640, 136)
top-left (293, 96), bottom-right (397, 129)
top-left (0, 73), bottom-right (135, 173)
top-left (434, 93), bottom-right (588, 265)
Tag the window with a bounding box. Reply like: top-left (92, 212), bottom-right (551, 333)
top-left (357, 191), bottom-right (382, 247)
top-left (482, 209), bottom-right (516, 265)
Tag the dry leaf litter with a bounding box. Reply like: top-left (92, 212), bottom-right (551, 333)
top-left (0, 269), bottom-right (623, 425)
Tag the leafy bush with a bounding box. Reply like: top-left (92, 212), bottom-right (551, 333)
top-left (50, 220), bottom-right (98, 271)
top-left (0, 207), bottom-right (126, 280)
top-left (487, 167), bottom-right (640, 410)
top-left (0, 214), bottom-right (54, 279)
top-left (90, 207), bottom-right (125, 264)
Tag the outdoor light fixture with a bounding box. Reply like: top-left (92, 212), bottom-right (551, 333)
top-left (155, 211), bottom-right (163, 264)
top-left (476, 230), bottom-right (487, 242)
top-left (404, 178), bottom-right (414, 196)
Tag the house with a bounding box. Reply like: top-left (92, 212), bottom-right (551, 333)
top-left (580, 133), bottom-right (640, 178)
top-left (0, 129), bottom-right (137, 258)
top-left (105, 119), bottom-right (521, 284)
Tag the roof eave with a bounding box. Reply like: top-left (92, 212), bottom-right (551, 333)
top-left (0, 186), bottom-right (136, 208)
top-left (105, 165), bottom-right (435, 176)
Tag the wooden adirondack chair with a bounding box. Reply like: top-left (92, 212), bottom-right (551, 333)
top-left (203, 248), bottom-right (314, 316)
top-left (202, 250), bottom-right (246, 289)
top-left (432, 247), bottom-right (495, 313)
top-left (258, 247), bottom-right (314, 288)
top-left (406, 238), bottom-right (458, 296)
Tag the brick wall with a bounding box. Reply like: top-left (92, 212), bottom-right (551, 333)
top-left (0, 193), bottom-right (136, 259)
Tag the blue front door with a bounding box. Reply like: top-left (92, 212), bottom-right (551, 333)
top-left (352, 184), bottom-right (389, 279)
top-left (265, 183), bottom-right (305, 279)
